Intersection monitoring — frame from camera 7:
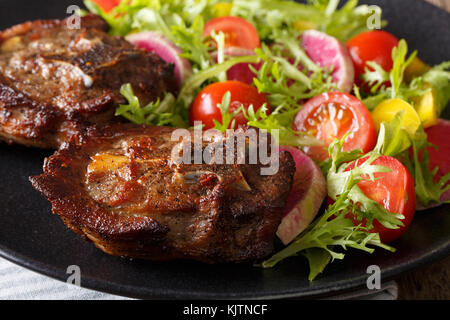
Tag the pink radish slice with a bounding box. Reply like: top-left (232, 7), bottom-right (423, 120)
top-left (212, 47), bottom-right (260, 85)
top-left (277, 146), bottom-right (327, 245)
top-left (126, 32), bottom-right (192, 88)
top-left (302, 30), bottom-right (355, 93)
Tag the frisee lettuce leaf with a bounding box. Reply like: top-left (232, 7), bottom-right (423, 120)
top-left (261, 177), bottom-right (395, 281)
top-left (252, 42), bottom-right (335, 111)
top-left (371, 111), bottom-right (450, 207)
top-left (170, 15), bottom-right (213, 72)
top-left (262, 134), bottom-right (400, 280)
top-left (399, 127), bottom-right (450, 207)
top-left (326, 137), bottom-right (404, 230)
top-left (209, 94), bottom-right (321, 146)
top-left (116, 84), bottom-right (188, 127)
top-left (244, 104), bottom-right (322, 147)
top-left (422, 61), bottom-right (450, 115)
top-left (360, 39), bottom-right (450, 115)
top-left (231, 0), bottom-right (385, 42)
top-left (361, 40), bottom-right (427, 109)
top-left (84, 0), bottom-right (219, 36)
top-left (178, 54), bottom-right (260, 106)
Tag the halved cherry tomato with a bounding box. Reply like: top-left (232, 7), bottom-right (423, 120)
top-left (425, 119), bottom-right (450, 183)
top-left (293, 92), bottom-right (377, 162)
top-left (347, 30), bottom-right (399, 88)
top-left (91, 0), bottom-right (120, 12)
top-left (345, 155), bottom-right (416, 243)
top-left (203, 16), bottom-right (261, 50)
top-left (190, 81), bottom-right (269, 129)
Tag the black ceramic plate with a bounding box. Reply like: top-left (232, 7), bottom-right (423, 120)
top-left (0, 0), bottom-right (449, 300)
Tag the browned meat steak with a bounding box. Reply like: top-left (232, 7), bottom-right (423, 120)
top-left (30, 125), bottom-right (295, 263)
top-left (0, 14), bottom-right (176, 148)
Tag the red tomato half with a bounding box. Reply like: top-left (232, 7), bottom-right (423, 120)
top-left (345, 155), bottom-right (416, 243)
top-left (91, 0), bottom-right (120, 12)
top-left (425, 119), bottom-right (450, 181)
top-left (293, 92), bottom-right (377, 162)
top-left (190, 81), bottom-right (269, 129)
top-left (347, 30), bottom-right (399, 88)
top-left (203, 16), bottom-right (261, 50)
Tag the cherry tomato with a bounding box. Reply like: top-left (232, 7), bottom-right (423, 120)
top-left (293, 92), bottom-right (377, 162)
top-left (203, 16), bottom-right (261, 50)
top-left (91, 0), bottom-right (120, 12)
top-left (425, 119), bottom-right (450, 182)
top-left (345, 155), bottom-right (416, 243)
top-left (347, 30), bottom-right (399, 88)
top-left (190, 81), bottom-right (269, 129)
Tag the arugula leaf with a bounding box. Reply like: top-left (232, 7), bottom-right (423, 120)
top-left (212, 91), bottom-right (243, 132)
top-left (301, 248), bottom-right (332, 282)
top-left (262, 181), bottom-right (395, 281)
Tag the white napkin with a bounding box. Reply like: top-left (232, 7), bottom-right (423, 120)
top-left (0, 257), bottom-right (397, 300)
top-left (0, 258), bottom-right (130, 300)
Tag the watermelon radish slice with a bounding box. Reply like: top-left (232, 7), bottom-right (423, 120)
top-left (302, 30), bottom-right (355, 93)
top-left (277, 146), bottom-right (327, 245)
top-left (126, 32), bottom-right (192, 89)
top-left (211, 47), bottom-right (260, 85)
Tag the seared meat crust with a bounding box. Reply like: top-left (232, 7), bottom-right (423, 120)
top-left (0, 14), bottom-right (176, 148)
top-left (30, 125), bottom-right (296, 263)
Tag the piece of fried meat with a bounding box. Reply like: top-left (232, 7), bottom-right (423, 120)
top-left (0, 14), bottom-right (176, 148)
top-left (30, 125), bottom-right (295, 263)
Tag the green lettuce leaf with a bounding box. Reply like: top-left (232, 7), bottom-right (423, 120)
top-left (116, 83), bottom-right (188, 127)
top-left (422, 61), bottom-right (450, 115)
top-left (261, 134), bottom-right (400, 280)
top-left (371, 112), bottom-right (450, 207)
top-left (231, 0), bottom-right (385, 42)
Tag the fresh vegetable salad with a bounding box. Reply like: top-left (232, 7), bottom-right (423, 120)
top-left (84, 0), bottom-right (450, 280)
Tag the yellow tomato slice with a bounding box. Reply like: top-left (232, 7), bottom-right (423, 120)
top-left (211, 2), bottom-right (233, 17)
top-left (404, 56), bottom-right (431, 82)
top-left (372, 98), bottom-right (421, 136)
top-left (293, 20), bottom-right (317, 32)
top-left (413, 87), bottom-right (439, 128)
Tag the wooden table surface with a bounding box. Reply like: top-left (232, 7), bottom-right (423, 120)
top-left (396, 0), bottom-right (450, 300)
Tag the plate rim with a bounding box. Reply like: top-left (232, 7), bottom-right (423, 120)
top-left (0, 0), bottom-right (449, 300)
top-left (1, 232), bottom-right (449, 299)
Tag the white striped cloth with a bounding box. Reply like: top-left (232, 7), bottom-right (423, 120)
top-left (0, 257), bottom-right (398, 300)
top-left (0, 258), bottom-right (131, 300)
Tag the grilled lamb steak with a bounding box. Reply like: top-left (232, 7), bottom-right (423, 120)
top-left (0, 14), bottom-right (176, 148)
top-left (30, 125), bottom-right (296, 263)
